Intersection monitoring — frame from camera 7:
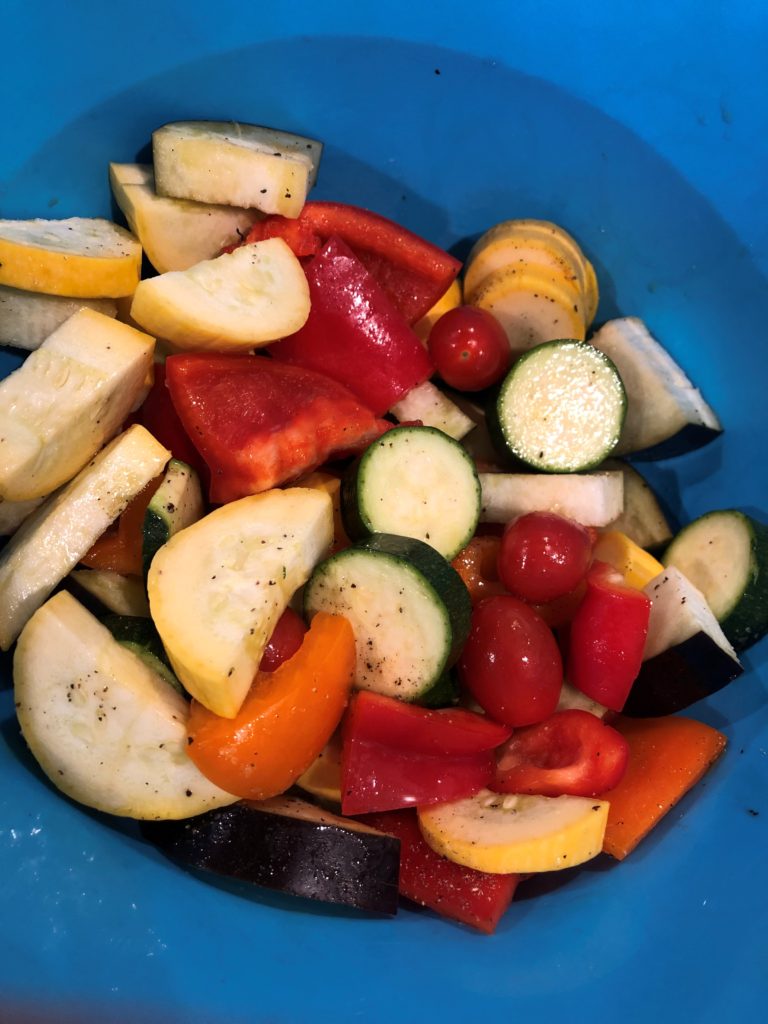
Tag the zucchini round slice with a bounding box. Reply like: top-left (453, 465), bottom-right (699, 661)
top-left (493, 339), bottom-right (626, 472)
top-left (341, 425), bottom-right (481, 559)
top-left (663, 510), bottom-right (768, 651)
top-left (418, 789), bottom-right (609, 874)
top-left (304, 533), bottom-right (472, 702)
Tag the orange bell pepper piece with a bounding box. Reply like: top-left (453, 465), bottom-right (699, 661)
top-left (599, 715), bottom-right (727, 859)
top-left (186, 612), bottom-right (355, 800)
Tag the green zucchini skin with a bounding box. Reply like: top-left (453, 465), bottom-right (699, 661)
top-left (140, 796), bottom-right (400, 915)
top-left (101, 614), bottom-right (185, 696)
top-left (493, 339), bottom-right (626, 473)
top-left (340, 425), bottom-right (481, 560)
top-left (142, 459), bottom-right (205, 577)
top-left (304, 533), bottom-right (471, 703)
top-left (664, 510), bottom-right (768, 651)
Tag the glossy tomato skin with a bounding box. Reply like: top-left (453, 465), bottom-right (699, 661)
top-left (457, 595), bottom-right (563, 727)
top-left (259, 608), bottom-right (308, 672)
top-left (498, 512), bottom-right (593, 604)
top-left (493, 709), bottom-right (630, 797)
top-left (428, 306), bottom-right (511, 391)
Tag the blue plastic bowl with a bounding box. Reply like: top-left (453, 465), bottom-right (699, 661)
top-left (1, 4), bottom-right (767, 1022)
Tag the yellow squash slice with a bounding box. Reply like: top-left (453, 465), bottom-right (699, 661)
top-left (418, 789), bottom-right (610, 873)
top-left (0, 217), bottom-right (141, 297)
top-left (110, 162), bottom-right (262, 274)
top-left (14, 591), bottom-right (237, 819)
top-left (148, 487), bottom-right (333, 719)
top-left (0, 308), bottom-right (155, 502)
top-left (130, 238), bottom-right (310, 351)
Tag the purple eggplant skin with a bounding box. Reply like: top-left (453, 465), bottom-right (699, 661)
top-left (623, 632), bottom-right (743, 717)
top-left (141, 796), bottom-right (401, 915)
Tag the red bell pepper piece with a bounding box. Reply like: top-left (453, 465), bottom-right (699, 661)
top-left (361, 809), bottom-right (521, 934)
top-left (138, 364), bottom-right (210, 486)
top-left (345, 691), bottom-right (511, 756)
top-left (341, 737), bottom-right (493, 815)
top-left (245, 201), bottom-right (461, 323)
top-left (166, 353), bottom-right (388, 503)
top-left (567, 561), bottom-right (651, 711)
top-left (268, 236), bottom-right (435, 415)
top-left (492, 709), bottom-right (629, 797)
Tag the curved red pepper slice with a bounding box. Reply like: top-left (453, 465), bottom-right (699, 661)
top-left (345, 691), bottom-right (512, 757)
top-left (492, 709), bottom-right (629, 798)
top-left (269, 236), bottom-right (434, 414)
top-left (567, 561), bottom-right (651, 711)
top-left (246, 200), bottom-right (461, 323)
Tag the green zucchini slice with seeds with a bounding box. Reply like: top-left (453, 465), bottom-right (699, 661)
top-left (341, 425), bottom-right (480, 559)
top-left (493, 339), bottom-right (626, 472)
top-left (304, 533), bottom-right (471, 703)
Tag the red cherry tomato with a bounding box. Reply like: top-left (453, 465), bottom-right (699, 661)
top-left (258, 607), bottom-right (308, 672)
top-left (457, 595), bottom-right (563, 727)
top-left (492, 709), bottom-right (630, 797)
top-left (428, 306), bottom-right (511, 391)
top-left (497, 512), bottom-right (593, 604)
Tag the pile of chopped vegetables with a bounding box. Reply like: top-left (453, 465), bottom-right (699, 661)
top-left (0, 119), bottom-right (765, 933)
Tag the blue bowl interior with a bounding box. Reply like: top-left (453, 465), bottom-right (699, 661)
top-left (1, 15), bottom-right (767, 1024)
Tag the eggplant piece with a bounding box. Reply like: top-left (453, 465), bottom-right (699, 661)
top-left (624, 567), bottom-right (742, 716)
top-left (141, 794), bottom-right (401, 915)
top-left (590, 318), bottom-right (721, 460)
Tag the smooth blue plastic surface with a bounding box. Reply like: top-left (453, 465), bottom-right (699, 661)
top-left (1, 3), bottom-right (767, 1022)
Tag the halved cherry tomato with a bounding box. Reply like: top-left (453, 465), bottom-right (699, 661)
top-left (258, 607), bottom-right (308, 673)
top-left (344, 691), bottom-right (512, 757)
top-left (428, 306), bottom-right (511, 391)
top-left (458, 595), bottom-right (563, 727)
top-left (493, 709), bottom-right (629, 797)
top-left (360, 809), bottom-right (521, 933)
top-left (187, 613), bottom-right (355, 800)
top-left (497, 512), bottom-right (593, 604)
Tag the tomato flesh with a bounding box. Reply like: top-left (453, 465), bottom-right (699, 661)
top-left (428, 306), bottom-right (511, 391)
top-left (458, 595), bottom-right (563, 727)
top-left (497, 512), bottom-right (593, 604)
top-left (493, 709), bottom-right (630, 797)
